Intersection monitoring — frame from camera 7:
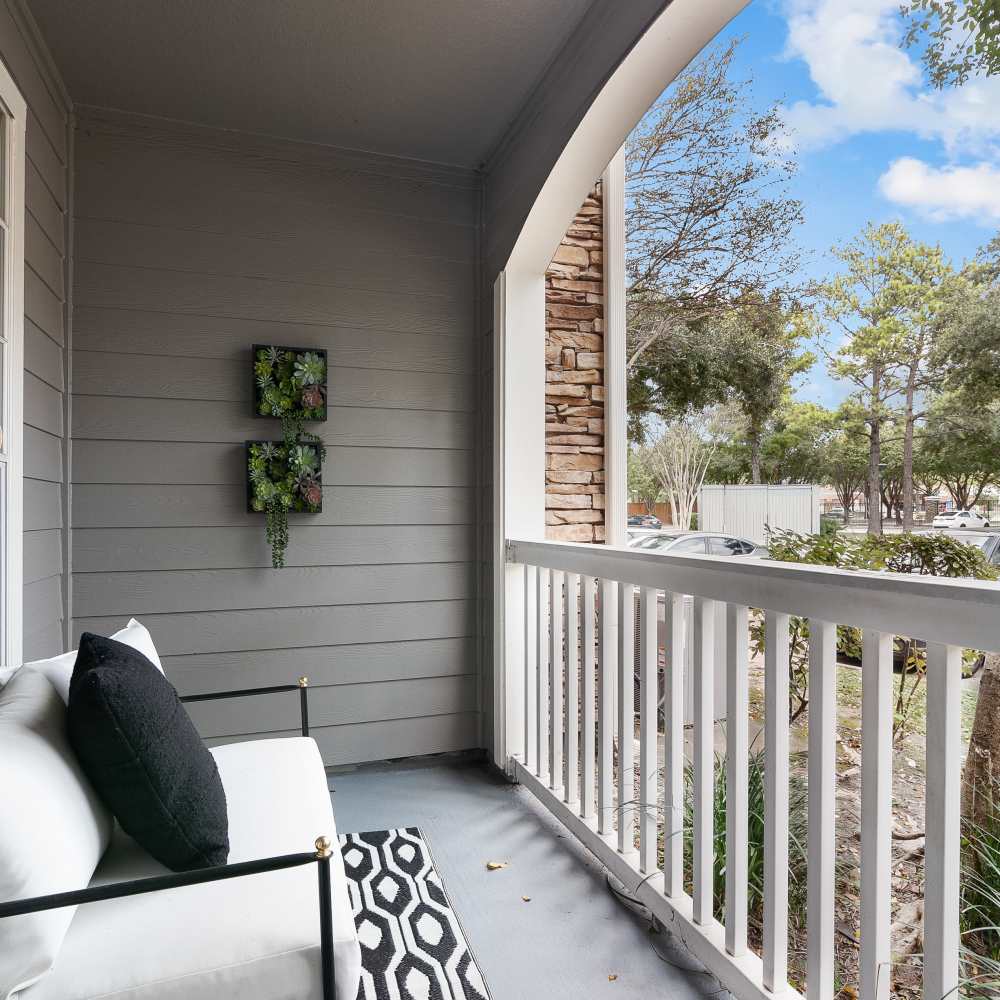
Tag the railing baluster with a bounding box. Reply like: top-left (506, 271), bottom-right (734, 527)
top-left (924, 642), bottom-right (961, 1000)
top-left (692, 597), bottom-right (716, 925)
top-left (663, 591), bottom-right (685, 897)
top-left (763, 610), bottom-right (790, 990)
top-left (536, 567), bottom-right (550, 779)
top-left (549, 570), bottom-right (564, 796)
top-left (618, 582), bottom-right (637, 855)
top-left (564, 572), bottom-right (580, 807)
top-left (725, 603), bottom-right (749, 956)
top-left (807, 619), bottom-right (837, 1000)
top-left (598, 578), bottom-right (616, 836)
top-left (639, 585), bottom-right (658, 874)
top-left (581, 576), bottom-right (597, 821)
top-left (860, 629), bottom-right (892, 1000)
top-left (523, 564), bottom-right (537, 771)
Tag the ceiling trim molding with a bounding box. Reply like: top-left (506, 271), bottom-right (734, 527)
top-left (6, 0), bottom-right (72, 113)
top-left (75, 103), bottom-right (483, 191)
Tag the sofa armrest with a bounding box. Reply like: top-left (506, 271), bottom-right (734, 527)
top-left (180, 676), bottom-right (311, 736)
top-left (0, 836), bottom-right (339, 1000)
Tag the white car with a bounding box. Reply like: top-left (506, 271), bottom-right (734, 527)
top-left (932, 509), bottom-right (991, 529)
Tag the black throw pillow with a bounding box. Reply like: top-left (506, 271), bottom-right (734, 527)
top-left (67, 633), bottom-right (229, 871)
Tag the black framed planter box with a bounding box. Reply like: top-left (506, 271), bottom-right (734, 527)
top-left (246, 440), bottom-right (323, 515)
top-left (252, 344), bottom-right (328, 423)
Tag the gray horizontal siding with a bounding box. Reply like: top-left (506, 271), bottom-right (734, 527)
top-left (71, 485), bottom-right (472, 528)
top-left (71, 306), bottom-right (476, 372)
top-left (72, 110), bottom-right (480, 762)
top-left (73, 562), bottom-right (475, 617)
top-left (73, 524), bottom-right (474, 572)
top-left (163, 636), bottom-right (475, 694)
top-left (1, 11), bottom-right (72, 660)
top-left (186, 674), bottom-right (477, 741)
top-left (72, 441), bottom-right (472, 487)
top-left (206, 712), bottom-right (480, 768)
top-left (72, 351), bottom-right (476, 411)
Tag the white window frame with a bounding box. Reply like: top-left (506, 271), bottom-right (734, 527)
top-left (0, 58), bottom-right (25, 670)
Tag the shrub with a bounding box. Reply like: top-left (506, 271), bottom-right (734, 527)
top-left (961, 812), bottom-right (1000, 997)
top-left (757, 530), bottom-right (996, 732)
top-left (683, 745), bottom-right (809, 931)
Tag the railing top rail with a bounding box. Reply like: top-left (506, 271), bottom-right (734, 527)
top-left (506, 538), bottom-right (1000, 653)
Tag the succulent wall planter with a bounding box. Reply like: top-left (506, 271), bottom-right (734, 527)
top-left (246, 440), bottom-right (324, 568)
top-left (252, 344), bottom-right (328, 441)
top-left (249, 344), bottom-right (328, 568)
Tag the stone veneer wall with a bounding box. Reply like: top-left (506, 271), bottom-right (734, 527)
top-left (544, 183), bottom-right (606, 542)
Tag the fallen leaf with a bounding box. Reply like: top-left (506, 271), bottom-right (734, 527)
top-left (608, 974), bottom-right (618, 982)
top-left (485, 861), bottom-right (508, 871)
top-left (522, 895), bottom-right (531, 902)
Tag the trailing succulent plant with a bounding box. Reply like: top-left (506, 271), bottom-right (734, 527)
top-left (250, 345), bottom-right (328, 568)
top-left (248, 439), bottom-right (325, 568)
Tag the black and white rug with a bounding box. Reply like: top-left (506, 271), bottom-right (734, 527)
top-left (339, 827), bottom-right (491, 1000)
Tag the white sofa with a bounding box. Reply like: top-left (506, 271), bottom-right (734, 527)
top-left (1, 668), bottom-right (362, 1000)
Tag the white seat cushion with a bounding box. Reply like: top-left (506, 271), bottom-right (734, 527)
top-left (0, 672), bottom-right (113, 999)
top-left (26, 737), bottom-right (362, 1000)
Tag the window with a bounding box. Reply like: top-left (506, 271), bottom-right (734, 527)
top-left (0, 60), bottom-right (24, 670)
top-left (668, 537), bottom-right (707, 554)
top-left (707, 536), bottom-right (747, 556)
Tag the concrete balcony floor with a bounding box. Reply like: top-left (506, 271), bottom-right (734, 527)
top-left (328, 756), bottom-right (729, 1000)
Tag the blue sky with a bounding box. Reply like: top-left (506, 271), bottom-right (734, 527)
top-left (678, 0), bottom-right (1000, 407)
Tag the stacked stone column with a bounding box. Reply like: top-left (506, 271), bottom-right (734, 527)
top-left (544, 183), bottom-right (606, 542)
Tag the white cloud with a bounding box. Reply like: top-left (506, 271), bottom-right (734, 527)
top-left (780, 0), bottom-right (1000, 155)
top-left (878, 157), bottom-right (1000, 222)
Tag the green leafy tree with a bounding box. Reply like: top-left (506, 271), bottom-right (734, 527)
top-left (822, 404), bottom-right (869, 522)
top-left (817, 223), bottom-right (950, 533)
top-left (919, 392), bottom-right (1000, 509)
top-left (902, 1), bottom-right (1000, 88)
top-left (627, 446), bottom-right (662, 513)
top-left (631, 297), bottom-right (812, 483)
top-left (625, 36), bottom-right (802, 371)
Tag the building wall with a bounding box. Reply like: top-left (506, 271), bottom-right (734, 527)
top-left (70, 108), bottom-right (481, 764)
top-left (544, 183), bottom-right (605, 542)
top-left (0, 3), bottom-right (72, 660)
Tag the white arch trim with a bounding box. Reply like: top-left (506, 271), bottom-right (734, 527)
top-left (493, 0), bottom-right (750, 772)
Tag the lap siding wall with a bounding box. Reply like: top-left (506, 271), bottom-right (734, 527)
top-left (70, 107), bottom-right (482, 764)
top-left (0, 4), bottom-right (72, 660)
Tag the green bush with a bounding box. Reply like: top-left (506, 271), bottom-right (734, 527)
top-left (962, 813), bottom-right (1000, 997)
top-left (683, 746), bottom-right (809, 930)
top-left (757, 530), bottom-right (996, 731)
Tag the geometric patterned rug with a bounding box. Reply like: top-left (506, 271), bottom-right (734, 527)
top-left (339, 828), bottom-right (492, 1000)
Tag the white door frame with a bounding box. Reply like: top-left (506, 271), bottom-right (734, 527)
top-left (491, 0), bottom-right (749, 767)
top-left (0, 57), bottom-right (26, 670)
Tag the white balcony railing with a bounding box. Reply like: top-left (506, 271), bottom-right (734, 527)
top-left (503, 538), bottom-right (1000, 1000)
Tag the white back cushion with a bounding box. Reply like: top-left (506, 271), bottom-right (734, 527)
top-left (24, 619), bottom-right (164, 704)
top-left (0, 670), bottom-right (113, 998)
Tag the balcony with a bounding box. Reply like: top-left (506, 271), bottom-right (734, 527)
top-left (498, 538), bottom-right (1000, 1000)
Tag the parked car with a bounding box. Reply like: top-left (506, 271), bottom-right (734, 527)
top-left (938, 529), bottom-right (1000, 568)
top-left (627, 529), bottom-right (767, 558)
top-left (932, 509), bottom-right (991, 528)
top-left (628, 513), bottom-right (662, 529)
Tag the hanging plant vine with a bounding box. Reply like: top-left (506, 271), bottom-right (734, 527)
top-left (247, 440), bottom-right (324, 568)
top-left (249, 345), bottom-right (327, 568)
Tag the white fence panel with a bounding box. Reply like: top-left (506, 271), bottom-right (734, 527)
top-left (699, 484), bottom-right (821, 544)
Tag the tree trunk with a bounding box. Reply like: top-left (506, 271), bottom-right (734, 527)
top-left (902, 376), bottom-right (916, 532)
top-left (963, 653), bottom-right (1000, 827)
top-left (750, 428), bottom-right (762, 485)
top-left (868, 385), bottom-right (882, 535)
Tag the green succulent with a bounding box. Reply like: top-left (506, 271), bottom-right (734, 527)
top-left (294, 352), bottom-right (326, 386)
top-left (289, 444), bottom-right (318, 472)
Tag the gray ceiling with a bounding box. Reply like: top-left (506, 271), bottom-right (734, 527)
top-left (27, 0), bottom-right (593, 168)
